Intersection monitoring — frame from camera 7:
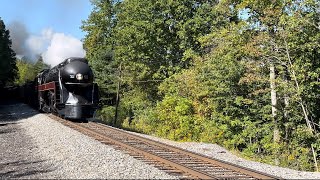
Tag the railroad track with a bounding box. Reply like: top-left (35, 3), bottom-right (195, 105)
top-left (48, 114), bottom-right (279, 179)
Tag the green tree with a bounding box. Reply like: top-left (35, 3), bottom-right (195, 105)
top-left (236, 0), bottom-right (320, 170)
top-left (34, 55), bottom-right (50, 73)
top-left (15, 59), bottom-right (34, 85)
top-left (81, 0), bottom-right (122, 124)
top-left (114, 0), bottom-right (231, 83)
top-left (81, 0), bottom-right (320, 171)
top-left (0, 18), bottom-right (17, 86)
top-left (81, 0), bottom-right (123, 124)
top-left (82, 0), bottom-right (237, 124)
top-left (112, 0), bottom-right (237, 124)
top-left (81, 0), bottom-right (121, 62)
top-left (142, 0), bottom-right (320, 171)
top-left (151, 21), bottom-right (251, 145)
top-left (15, 56), bottom-right (50, 85)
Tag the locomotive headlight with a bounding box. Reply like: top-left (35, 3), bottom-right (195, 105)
top-left (76, 73), bottom-right (83, 80)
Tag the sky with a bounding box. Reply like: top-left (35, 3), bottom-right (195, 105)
top-left (0, 0), bottom-right (93, 66)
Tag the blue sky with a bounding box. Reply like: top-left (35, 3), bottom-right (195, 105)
top-left (0, 0), bottom-right (93, 39)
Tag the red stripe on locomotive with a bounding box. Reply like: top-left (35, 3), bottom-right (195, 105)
top-left (38, 81), bottom-right (55, 91)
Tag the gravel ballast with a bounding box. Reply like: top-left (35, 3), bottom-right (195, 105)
top-left (0, 103), bottom-right (56, 178)
top-left (1, 102), bottom-right (320, 179)
top-left (0, 103), bottom-right (175, 179)
top-left (126, 124), bottom-right (320, 179)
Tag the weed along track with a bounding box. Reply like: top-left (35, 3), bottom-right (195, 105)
top-left (48, 114), bottom-right (279, 179)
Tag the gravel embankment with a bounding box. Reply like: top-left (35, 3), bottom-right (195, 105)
top-left (0, 103), bottom-right (175, 179)
top-left (125, 125), bottom-right (320, 179)
top-left (1, 102), bottom-right (320, 179)
top-left (0, 103), bottom-right (56, 179)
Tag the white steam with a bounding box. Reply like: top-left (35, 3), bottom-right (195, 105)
top-left (43, 33), bottom-right (86, 66)
top-left (26, 28), bottom-right (54, 56)
top-left (8, 23), bottom-right (85, 67)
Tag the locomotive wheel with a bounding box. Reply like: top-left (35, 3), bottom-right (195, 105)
top-left (38, 95), bottom-right (45, 112)
top-left (38, 107), bottom-right (44, 113)
top-left (49, 91), bottom-right (57, 113)
top-left (39, 107), bottom-right (44, 113)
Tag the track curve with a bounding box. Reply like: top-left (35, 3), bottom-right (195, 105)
top-left (48, 114), bottom-right (280, 179)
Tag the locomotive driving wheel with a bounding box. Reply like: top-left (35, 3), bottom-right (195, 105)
top-left (38, 95), bottom-right (45, 113)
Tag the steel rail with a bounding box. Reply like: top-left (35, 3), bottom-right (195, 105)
top-left (72, 122), bottom-right (213, 179)
top-left (49, 115), bottom-right (280, 179)
top-left (90, 121), bottom-right (278, 179)
top-left (50, 115), bottom-right (211, 179)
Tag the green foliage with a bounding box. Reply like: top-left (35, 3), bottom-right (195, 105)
top-left (0, 18), bottom-right (17, 86)
top-left (34, 56), bottom-right (50, 73)
top-left (98, 105), bottom-right (116, 124)
top-left (81, 0), bottom-right (122, 123)
top-left (113, 0), bottom-right (234, 84)
top-left (82, 0), bottom-right (320, 171)
top-left (15, 59), bottom-right (35, 85)
top-left (235, 0), bottom-right (320, 171)
top-left (0, 20), bottom-right (48, 86)
top-left (81, 0), bottom-right (121, 62)
top-left (144, 21), bottom-right (251, 145)
top-left (154, 95), bottom-right (198, 141)
top-left (90, 48), bottom-right (118, 101)
top-left (15, 56), bottom-right (50, 85)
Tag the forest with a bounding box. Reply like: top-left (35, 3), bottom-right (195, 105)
top-left (0, 0), bottom-right (319, 171)
top-left (81, 0), bottom-right (320, 171)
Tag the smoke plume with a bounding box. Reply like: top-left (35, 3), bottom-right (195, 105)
top-left (7, 21), bottom-right (85, 66)
top-left (26, 28), bottom-right (53, 58)
top-left (7, 21), bottom-right (30, 57)
top-left (43, 33), bottom-right (86, 66)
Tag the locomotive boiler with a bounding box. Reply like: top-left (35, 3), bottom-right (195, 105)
top-left (37, 57), bottom-right (99, 119)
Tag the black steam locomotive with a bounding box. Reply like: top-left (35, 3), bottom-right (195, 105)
top-left (35, 57), bottom-right (99, 120)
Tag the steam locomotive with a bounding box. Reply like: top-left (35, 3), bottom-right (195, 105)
top-left (35, 57), bottom-right (99, 120)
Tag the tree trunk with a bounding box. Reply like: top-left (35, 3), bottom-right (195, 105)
top-left (270, 63), bottom-right (280, 143)
top-left (282, 63), bottom-right (290, 119)
top-left (114, 63), bottom-right (122, 126)
top-left (114, 80), bottom-right (120, 126)
top-left (284, 39), bottom-right (318, 171)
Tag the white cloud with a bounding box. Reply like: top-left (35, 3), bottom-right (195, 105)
top-left (42, 33), bottom-right (86, 67)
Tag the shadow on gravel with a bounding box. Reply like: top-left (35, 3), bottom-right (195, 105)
top-left (0, 99), bottom-right (55, 179)
top-left (0, 122), bottom-right (18, 134)
top-left (0, 101), bottom-right (38, 123)
top-left (0, 160), bottom-right (55, 178)
top-left (0, 128), bottom-right (16, 134)
top-left (0, 122), bottom-right (17, 126)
